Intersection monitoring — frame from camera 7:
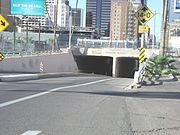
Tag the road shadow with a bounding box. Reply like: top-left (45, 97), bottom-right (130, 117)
top-left (1, 89), bottom-right (180, 100)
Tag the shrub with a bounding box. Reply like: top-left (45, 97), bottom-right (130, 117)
top-left (145, 55), bottom-right (179, 80)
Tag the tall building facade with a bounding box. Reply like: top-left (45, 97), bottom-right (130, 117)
top-left (57, 0), bottom-right (70, 27)
top-left (141, 0), bottom-right (147, 5)
top-left (86, 0), bottom-right (111, 37)
top-left (110, 0), bottom-right (141, 41)
top-left (168, 0), bottom-right (180, 23)
top-left (72, 8), bottom-right (83, 27)
top-left (20, 0), bottom-right (71, 29)
top-left (110, 0), bottom-right (128, 40)
top-left (21, 0), bottom-right (56, 29)
top-left (168, 0), bottom-right (180, 48)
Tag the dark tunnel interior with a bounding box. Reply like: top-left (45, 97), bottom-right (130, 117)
top-left (73, 55), bottom-right (139, 78)
top-left (74, 55), bottom-right (113, 76)
top-left (116, 57), bottom-right (139, 78)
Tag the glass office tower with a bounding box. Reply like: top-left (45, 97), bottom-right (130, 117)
top-left (86, 0), bottom-right (111, 37)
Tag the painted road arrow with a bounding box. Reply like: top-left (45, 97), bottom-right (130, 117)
top-left (0, 14), bottom-right (9, 32)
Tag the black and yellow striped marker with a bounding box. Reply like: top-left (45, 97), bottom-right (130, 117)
top-left (139, 48), bottom-right (145, 63)
top-left (0, 52), bottom-right (5, 61)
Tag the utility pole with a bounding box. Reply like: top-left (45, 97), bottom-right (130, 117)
top-left (13, 15), bottom-right (16, 52)
top-left (160, 0), bottom-right (168, 55)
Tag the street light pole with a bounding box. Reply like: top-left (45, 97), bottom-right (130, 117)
top-left (68, 11), bottom-right (72, 49)
top-left (153, 11), bottom-right (160, 50)
top-left (153, 11), bottom-right (156, 50)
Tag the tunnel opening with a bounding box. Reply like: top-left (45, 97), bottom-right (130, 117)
top-left (73, 55), bottom-right (113, 76)
top-left (116, 57), bottom-right (139, 78)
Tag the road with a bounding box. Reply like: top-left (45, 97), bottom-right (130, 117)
top-left (0, 75), bottom-right (180, 135)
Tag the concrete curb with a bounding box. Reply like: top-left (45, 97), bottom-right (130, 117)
top-left (0, 72), bottom-right (98, 82)
top-left (0, 74), bottom-right (39, 82)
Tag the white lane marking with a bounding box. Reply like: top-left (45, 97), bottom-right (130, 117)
top-left (21, 130), bottom-right (41, 135)
top-left (0, 78), bottom-right (113, 108)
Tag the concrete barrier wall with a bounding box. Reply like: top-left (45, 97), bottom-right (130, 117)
top-left (0, 53), bottom-right (78, 73)
top-left (75, 48), bottom-right (159, 58)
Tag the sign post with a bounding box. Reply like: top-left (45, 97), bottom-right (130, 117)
top-left (130, 5), bottom-right (154, 88)
top-left (135, 5), bottom-right (154, 47)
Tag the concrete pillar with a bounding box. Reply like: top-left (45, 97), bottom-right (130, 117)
top-left (112, 57), bottom-right (117, 77)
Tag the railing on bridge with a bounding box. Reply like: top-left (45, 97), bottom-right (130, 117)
top-left (77, 38), bottom-right (137, 49)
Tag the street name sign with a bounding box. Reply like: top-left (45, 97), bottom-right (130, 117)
top-left (0, 14), bottom-right (9, 32)
top-left (138, 25), bottom-right (149, 33)
top-left (135, 5), bottom-right (154, 25)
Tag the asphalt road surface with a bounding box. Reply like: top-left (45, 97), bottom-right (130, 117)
top-left (0, 75), bottom-right (180, 135)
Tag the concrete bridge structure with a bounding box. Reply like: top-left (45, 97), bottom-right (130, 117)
top-left (0, 47), bottom-right (159, 78)
top-left (73, 47), bottom-right (159, 77)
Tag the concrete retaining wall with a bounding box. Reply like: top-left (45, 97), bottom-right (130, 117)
top-left (0, 53), bottom-right (78, 73)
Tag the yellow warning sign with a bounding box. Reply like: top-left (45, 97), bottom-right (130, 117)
top-left (135, 5), bottom-right (154, 25)
top-left (139, 26), bottom-right (149, 33)
top-left (0, 14), bottom-right (9, 32)
top-left (0, 52), bottom-right (5, 61)
top-left (139, 48), bottom-right (145, 63)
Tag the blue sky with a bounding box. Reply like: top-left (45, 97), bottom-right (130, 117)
top-left (69, 0), bottom-right (163, 40)
top-left (147, 0), bottom-right (163, 41)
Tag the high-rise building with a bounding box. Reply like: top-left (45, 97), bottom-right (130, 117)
top-left (110, 0), bottom-right (141, 41)
top-left (141, 0), bottom-right (147, 5)
top-left (168, 0), bottom-right (180, 23)
top-left (86, 0), bottom-right (111, 37)
top-left (20, 0), bottom-right (71, 29)
top-left (110, 0), bottom-right (128, 40)
top-left (168, 0), bottom-right (180, 46)
top-left (57, 0), bottom-right (70, 27)
top-left (71, 8), bottom-right (83, 27)
top-left (21, 0), bottom-right (55, 29)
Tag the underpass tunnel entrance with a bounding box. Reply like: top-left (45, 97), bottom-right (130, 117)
top-left (116, 57), bottom-right (139, 78)
top-left (74, 55), bottom-right (113, 76)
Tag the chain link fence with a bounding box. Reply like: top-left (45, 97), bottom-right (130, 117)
top-left (0, 31), bottom-right (69, 57)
